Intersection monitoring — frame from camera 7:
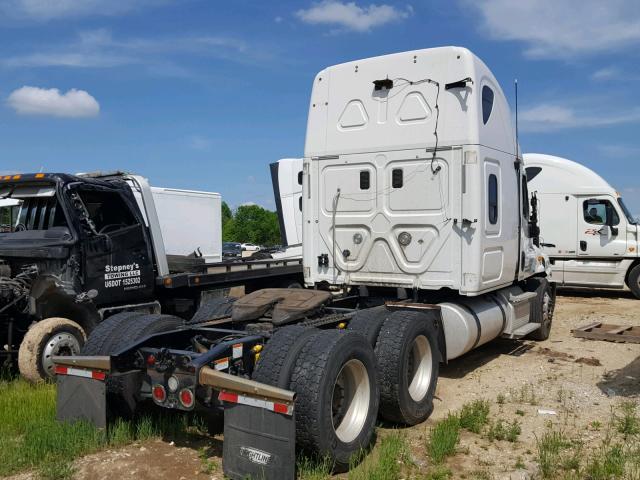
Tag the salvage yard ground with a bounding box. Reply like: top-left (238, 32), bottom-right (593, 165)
top-left (1, 290), bottom-right (639, 480)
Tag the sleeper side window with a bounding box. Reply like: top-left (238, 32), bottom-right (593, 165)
top-left (392, 168), bottom-right (403, 188)
top-left (488, 174), bottom-right (498, 224)
top-left (360, 171), bottom-right (370, 190)
top-left (297, 171), bottom-right (303, 185)
top-left (583, 199), bottom-right (619, 226)
top-left (482, 86), bottom-right (494, 125)
top-left (521, 176), bottom-right (530, 219)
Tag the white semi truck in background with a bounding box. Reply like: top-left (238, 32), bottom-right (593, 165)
top-left (525, 153), bottom-right (640, 298)
top-left (54, 47), bottom-right (554, 479)
top-left (270, 158), bottom-right (303, 260)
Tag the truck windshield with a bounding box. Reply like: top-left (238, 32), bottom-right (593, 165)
top-left (618, 198), bottom-right (638, 225)
top-left (0, 185), bottom-right (68, 232)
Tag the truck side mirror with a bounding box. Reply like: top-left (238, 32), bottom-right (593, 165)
top-left (604, 204), bottom-right (618, 236)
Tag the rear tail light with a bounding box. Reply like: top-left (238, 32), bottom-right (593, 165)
top-left (146, 354), bottom-right (156, 367)
top-left (152, 385), bottom-right (166, 403)
top-left (179, 388), bottom-right (194, 408)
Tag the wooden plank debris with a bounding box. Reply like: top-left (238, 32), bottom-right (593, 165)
top-left (572, 323), bottom-right (640, 344)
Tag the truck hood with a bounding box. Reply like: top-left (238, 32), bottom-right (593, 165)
top-left (0, 227), bottom-right (73, 259)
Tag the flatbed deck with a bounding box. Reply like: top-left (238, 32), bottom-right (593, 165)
top-left (157, 258), bottom-right (303, 289)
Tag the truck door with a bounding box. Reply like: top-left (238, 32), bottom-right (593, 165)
top-left (71, 185), bottom-right (156, 305)
top-left (577, 197), bottom-right (627, 258)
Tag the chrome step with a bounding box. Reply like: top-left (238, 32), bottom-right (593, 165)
top-left (508, 322), bottom-right (541, 339)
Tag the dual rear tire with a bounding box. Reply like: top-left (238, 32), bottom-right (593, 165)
top-left (253, 309), bottom-right (440, 470)
top-left (253, 327), bottom-right (379, 471)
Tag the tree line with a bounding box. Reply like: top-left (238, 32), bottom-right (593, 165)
top-left (222, 202), bottom-right (281, 246)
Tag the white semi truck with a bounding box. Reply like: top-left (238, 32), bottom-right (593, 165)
top-left (525, 153), bottom-right (640, 297)
top-left (270, 158), bottom-right (303, 260)
top-left (54, 47), bottom-right (553, 479)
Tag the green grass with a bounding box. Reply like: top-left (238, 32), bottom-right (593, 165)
top-left (428, 413), bottom-right (461, 464)
top-left (459, 400), bottom-right (490, 434)
top-left (296, 456), bottom-right (332, 480)
top-left (348, 431), bottom-right (409, 480)
top-left (0, 379), bottom-right (203, 479)
top-left (615, 401), bottom-right (640, 437)
top-left (487, 419), bottom-right (521, 443)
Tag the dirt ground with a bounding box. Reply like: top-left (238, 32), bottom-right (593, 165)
top-left (9, 289), bottom-right (640, 480)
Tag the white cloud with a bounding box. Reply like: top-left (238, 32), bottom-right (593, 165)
top-left (520, 102), bottom-right (640, 132)
top-left (3, 29), bottom-right (251, 73)
top-left (468, 0), bottom-right (640, 58)
top-left (187, 135), bottom-right (212, 151)
top-left (598, 144), bottom-right (640, 158)
top-left (591, 67), bottom-right (620, 81)
top-left (296, 1), bottom-right (412, 32)
top-left (7, 86), bottom-right (100, 118)
top-left (0, 0), bottom-right (166, 21)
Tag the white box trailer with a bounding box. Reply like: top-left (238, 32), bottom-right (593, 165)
top-left (524, 153), bottom-right (640, 297)
top-left (129, 182), bottom-right (222, 265)
top-left (149, 187), bottom-right (222, 264)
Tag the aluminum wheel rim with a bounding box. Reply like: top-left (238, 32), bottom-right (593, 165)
top-left (407, 335), bottom-right (433, 402)
top-left (331, 359), bottom-right (370, 444)
top-left (542, 291), bottom-right (551, 328)
top-left (42, 332), bottom-right (81, 377)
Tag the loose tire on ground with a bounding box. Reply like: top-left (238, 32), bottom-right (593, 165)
top-left (375, 310), bottom-right (440, 425)
top-left (526, 277), bottom-right (555, 341)
top-left (289, 330), bottom-right (379, 472)
top-left (252, 325), bottom-right (317, 388)
top-left (347, 305), bottom-right (390, 347)
top-left (627, 263), bottom-right (640, 299)
top-left (18, 317), bottom-right (86, 383)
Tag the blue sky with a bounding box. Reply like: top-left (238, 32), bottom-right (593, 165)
top-left (1, 0), bottom-right (639, 213)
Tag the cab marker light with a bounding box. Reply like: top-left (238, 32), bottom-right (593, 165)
top-left (12, 175), bottom-right (21, 180)
top-left (35, 173), bottom-right (45, 179)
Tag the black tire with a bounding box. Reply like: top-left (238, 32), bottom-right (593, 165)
top-left (106, 313), bottom-right (184, 354)
top-left (83, 313), bottom-right (183, 418)
top-left (347, 306), bottom-right (390, 347)
top-left (527, 277), bottom-right (555, 341)
top-left (375, 310), bottom-right (440, 425)
top-left (627, 263), bottom-right (640, 299)
top-left (290, 330), bottom-right (379, 472)
top-left (190, 296), bottom-right (237, 324)
top-left (81, 311), bottom-right (147, 356)
top-left (252, 325), bottom-right (317, 388)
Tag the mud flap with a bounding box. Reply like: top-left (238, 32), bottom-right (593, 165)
top-left (222, 402), bottom-right (296, 480)
top-left (56, 375), bottom-right (107, 429)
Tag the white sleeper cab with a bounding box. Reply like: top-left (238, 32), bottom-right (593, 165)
top-left (525, 153), bottom-right (640, 297)
top-left (302, 46), bottom-right (553, 357)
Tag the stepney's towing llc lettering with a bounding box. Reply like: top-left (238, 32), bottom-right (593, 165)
top-left (104, 263), bottom-right (144, 290)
